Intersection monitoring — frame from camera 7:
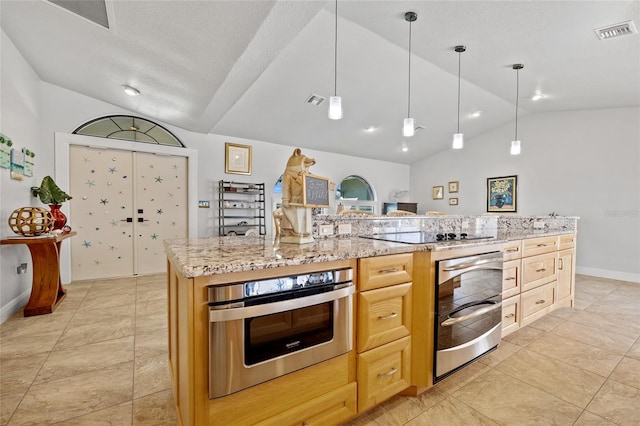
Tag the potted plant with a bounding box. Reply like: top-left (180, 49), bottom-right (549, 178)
top-left (31, 176), bottom-right (72, 230)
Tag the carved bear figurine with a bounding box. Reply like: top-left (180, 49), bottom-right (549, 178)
top-left (280, 148), bottom-right (316, 243)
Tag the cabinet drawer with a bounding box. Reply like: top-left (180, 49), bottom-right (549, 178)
top-left (257, 382), bottom-right (357, 426)
top-left (559, 234), bottom-right (576, 250)
top-left (522, 252), bottom-right (557, 292)
top-left (502, 259), bottom-right (521, 299)
top-left (523, 236), bottom-right (558, 257)
top-left (357, 336), bottom-right (411, 412)
top-left (521, 282), bottom-right (555, 326)
top-left (358, 283), bottom-right (412, 352)
top-left (503, 240), bottom-right (523, 261)
top-left (501, 295), bottom-right (520, 337)
top-left (359, 254), bottom-right (413, 291)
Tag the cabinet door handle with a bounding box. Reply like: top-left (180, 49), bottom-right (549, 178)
top-left (505, 248), bottom-right (519, 252)
top-left (504, 313), bottom-right (515, 319)
top-left (536, 268), bottom-right (546, 272)
top-left (505, 277), bottom-right (516, 281)
top-left (378, 267), bottom-right (400, 274)
top-left (535, 299), bottom-right (546, 305)
top-left (378, 367), bottom-right (398, 378)
top-left (536, 244), bottom-right (547, 247)
top-left (378, 312), bottom-right (398, 320)
top-left (559, 258), bottom-right (564, 270)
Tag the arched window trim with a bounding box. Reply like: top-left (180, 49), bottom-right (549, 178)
top-left (72, 115), bottom-right (185, 147)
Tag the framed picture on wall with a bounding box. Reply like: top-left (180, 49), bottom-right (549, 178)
top-left (432, 186), bottom-right (444, 200)
top-left (225, 143), bottom-right (252, 175)
top-left (487, 175), bottom-right (517, 212)
top-left (448, 181), bottom-right (459, 193)
top-left (449, 198), bottom-right (458, 206)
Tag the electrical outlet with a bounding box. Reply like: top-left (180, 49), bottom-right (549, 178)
top-left (319, 225), bottom-right (333, 236)
top-left (16, 263), bottom-right (27, 274)
top-left (338, 224), bottom-right (351, 235)
top-left (533, 221), bottom-right (546, 229)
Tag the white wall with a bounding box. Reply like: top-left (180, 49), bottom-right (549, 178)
top-left (0, 31), bottom-right (45, 321)
top-left (410, 108), bottom-right (640, 282)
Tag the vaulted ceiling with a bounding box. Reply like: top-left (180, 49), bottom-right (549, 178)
top-left (2, 1), bottom-right (638, 164)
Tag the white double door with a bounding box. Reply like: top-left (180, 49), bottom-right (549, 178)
top-left (69, 144), bottom-right (188, 280)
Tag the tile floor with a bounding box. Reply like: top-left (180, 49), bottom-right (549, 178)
top-left (1, 274), bottom-right (639, 425)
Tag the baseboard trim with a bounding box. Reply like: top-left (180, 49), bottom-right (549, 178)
top-left (576, 266), bottom-right (640, 284)
top-left (0, 289), bottom-right (30, 323)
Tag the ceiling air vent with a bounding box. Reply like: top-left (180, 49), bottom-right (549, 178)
top-left (594, 20), bottom-right (637, 40)
top-left (305, 94), bottom-right (326, 106)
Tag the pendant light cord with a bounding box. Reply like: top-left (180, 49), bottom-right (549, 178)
top-left (333, 0), bottom-right (338, 97)
top-left (407, 19), bottom-right (412, 117)
top-left (457, 51), bottom-right (461, 133)
top-left (515, 68), bottom-right (519, 140)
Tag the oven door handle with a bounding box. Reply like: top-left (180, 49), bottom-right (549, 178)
top-left (442, 258), bottom-right (502, 272)
top-left (209, 285), bottom-right (355, 322)
top-left (441, 301), bottom-right (502, 327)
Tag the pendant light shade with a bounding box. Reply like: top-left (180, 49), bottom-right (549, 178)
top-left (329, 0), bottom-right (342, 120)
top-left (511, 63), bottom-right (524, 155)
top-left (452, 45), bottom-right (466, 149)
top-left (403, 11), bottom-right (417, 137)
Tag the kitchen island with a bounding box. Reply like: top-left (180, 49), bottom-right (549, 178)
top-left (164, 215), bottom-right (577, 425)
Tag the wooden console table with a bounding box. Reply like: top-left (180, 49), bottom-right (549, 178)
top-left (1, 232), bottom-right (76, 316)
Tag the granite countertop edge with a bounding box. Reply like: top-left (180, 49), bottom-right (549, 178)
top-left (164, 229), bottom-right (576, 279)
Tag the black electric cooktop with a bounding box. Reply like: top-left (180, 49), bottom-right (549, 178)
top-left (361, 232), bottom-right (495, 245)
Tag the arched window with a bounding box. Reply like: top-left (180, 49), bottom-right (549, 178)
top-left (336, 175), bottom-right (376, 213)
top-left (73, 115), bottom-right (184, 147)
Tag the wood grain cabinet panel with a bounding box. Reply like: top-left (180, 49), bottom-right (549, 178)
top-left (559, 234), bottom-right (576, 251)
top-left (357, 283), bottom-right (412, 352)
top-left (503, 240), bottom-right (523, 261)
top-left (359, 254), bottom-right (413, 291)
top-left (521, 281), bottom-right (555, 326)
top-left (523, 235), bottom-right (558, 257)
top-left (557, 249), bottom-right (574, 304)
top-left (501, 295), bottom-right (521, 337)
top-left (502, 259), bottom-right (521, 299)
top-left (522, 252), bottom-right (557, 292)
top-left (357, 336), bottom-right (411, 412)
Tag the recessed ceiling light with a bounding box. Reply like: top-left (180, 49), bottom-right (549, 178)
top-left (122, 85), bottom-right (140, 96)
top-left (469, 111), bottom-right (481, 118)
top-left (531, 91), bottom-right (544, 101)
top-left (364, 126), bottom-right (377, 132)
top-left (401, 145), bottom-right (408, 152)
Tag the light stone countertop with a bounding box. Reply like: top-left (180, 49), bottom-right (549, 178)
top-left (164, 228), bottom-right (575, 278)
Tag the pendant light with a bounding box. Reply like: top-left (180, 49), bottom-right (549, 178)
top-left (452, 45), bottom-right (466, 149)
top-left (511, 64), bottom-right (524, 155)
top-left (328, 0), bottom-right (342, 120)
top-left (403, 11), bottom-right (417, 137)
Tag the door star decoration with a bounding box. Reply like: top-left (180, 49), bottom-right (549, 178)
top-left (155, 176), bottom-right (163, 183)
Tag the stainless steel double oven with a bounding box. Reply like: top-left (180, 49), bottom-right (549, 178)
top-left (434, 251), bottom-right (503, 382)
top-left (208, 267), bottom-right (354, 399)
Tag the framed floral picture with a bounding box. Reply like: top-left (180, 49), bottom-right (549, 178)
top-left (432, 186), bottom-right (444, 200)
top-left (487, 175), bottom-right (517, 212)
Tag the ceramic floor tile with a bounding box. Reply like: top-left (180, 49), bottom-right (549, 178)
top-left (551, 320), bottom-right (637, 355)
top-left (501, 324), bottom-right (546, 347)
top-left (452, 369), bottom-right (583, 425)
top-left (526, 333), bottom-right (624, 377)
top-left (135, 297), bottom-right (166, 317)
top-left (567, 310), bottom-right (640, 339)
top-left (608, 356), bottom-right (640, 390)
top-left (0, 311), bottom-right (74, 339)
top-left (134, 328), bottom-right (168, 360)
top-left (495, 349), bottom-right (606, 408)
top-left (69, 303), bottom-right (135, 326)
top-left (8, 362), bottom-right (133, 425)
top-left (0, 329), bottom-right (63, 359)
top-left (135, 311), bottom-right (168, 335)
top-left (587, 379), bottom-right (640, 425)
top-left (0, 352), bottom-right (48, 394)
top-left (53, 401), bottom-right (132, 425)
top-left (132, 389), bottom-right (177, 426)
top-left (34, 336), bottom-right (134, 384)
top-left (626, 338), bottom-right (640, 361)
top-left (54, 316), bottom-right (135, 350)
top-left (573, 411), bottom-right (619, 425)
top-left (433, 359), bottom-right (490, 395)
top-left (478, 340), bottom-right (522, 368)
top-left (405, 396), bottom-right (498, 426)
top-left (526, 313), bottom-right (564, 332)
top-left (135, 274), bottom-right (165, 286)
top-left (133, 353), bottom-right (172, 399)
top-left (1, 392), bottom-right (25, 425)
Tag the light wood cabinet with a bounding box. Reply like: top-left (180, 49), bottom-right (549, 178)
top-left (357, 336), bottom-right (411, 412)
top-left (501, 233), bottom-right (576, 336)
top-left (357, 253), bottom-right (413, 412)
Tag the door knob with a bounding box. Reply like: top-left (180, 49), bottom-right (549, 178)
top-left (137, 218), bottom-right (149, 222)
top-left (121, 218), bottom-right (133, 223)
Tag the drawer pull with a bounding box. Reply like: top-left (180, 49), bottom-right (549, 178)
top-left (378, 367), bottom-right (398, 378)
top-left (559, 258), bottom-right (565, 270)
top-left (535, 299), bottom-right (546, 305)
top-left (378, 267), bottom-right (400, 274)
top-left (535, 268), bottom-right (547, 272)
top-left (504, 313), bottom-right (515, 319)
top-left (505, 277), bottom-right (516, 281)
top-left (378, 312), bottom-right (399, 320)
top-left (505, 248), bottom-right (520, 252)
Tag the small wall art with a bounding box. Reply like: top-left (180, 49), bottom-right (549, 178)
top-left (225, 143), bottom-right (252, 175)
top-left (0, 133), bottom-right (12, 169)
top-left (448, 181), bottom-right (459, 193)
top-left (487, 175), bottom-right (517, 212)
top-left (432, 186), bottom-right (444, 200)
top-left (449, 198), bottom-right (458, 206)
top-left (10, 148), bottom-right (25, 181)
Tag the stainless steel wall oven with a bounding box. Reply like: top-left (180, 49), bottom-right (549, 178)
top-left (208, 267), bottom-right (354, 399)
top-left (434, 252), bottom-right (503, 382)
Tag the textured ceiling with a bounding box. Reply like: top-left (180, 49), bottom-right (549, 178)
top-left (2, 1), bottom-right (638, 165)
